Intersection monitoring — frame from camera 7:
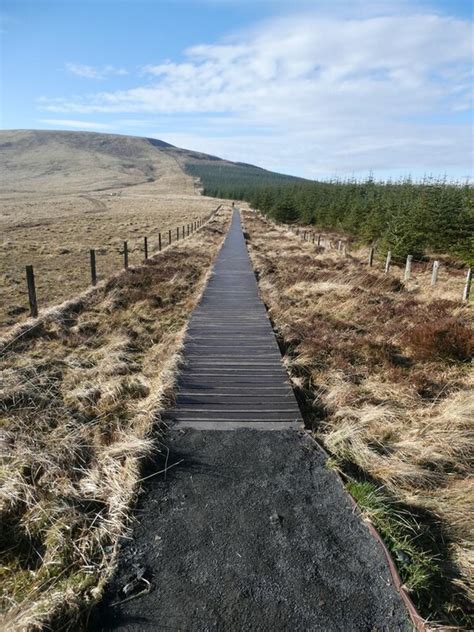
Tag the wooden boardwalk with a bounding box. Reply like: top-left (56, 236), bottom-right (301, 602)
top-left (91, 209), bottom-right (412, 632)
top-left (166, 209), bottom-right (301, 430)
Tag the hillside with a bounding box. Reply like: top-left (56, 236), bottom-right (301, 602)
top-left (1, 129), bottom-right (270, 329)
top-left (0, 129), bottom-right (298, 199)
top-left (0, 130), bottom-right (177, 196)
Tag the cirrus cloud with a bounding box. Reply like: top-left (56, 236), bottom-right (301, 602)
top-left (65, 63), bottom-right (128, 80)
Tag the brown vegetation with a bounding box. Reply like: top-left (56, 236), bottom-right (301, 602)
top-left (242, 210), bottom-right (473, 630)
top-left (0, 130), bottom-right (229, 330)
top-left (0, 192), bottom-right (227, 332)
top-left (0, 209), bottom-right (231, 631)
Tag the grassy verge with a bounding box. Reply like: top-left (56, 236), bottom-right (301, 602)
top-left (0, 208), bottom-right (231, 631)
top-left (242, 210), bottom-right (473, 630)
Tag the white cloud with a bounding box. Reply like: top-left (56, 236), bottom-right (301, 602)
top-left (65, 63), bottom-right (128, 80)
top-left (39, 7), bottom-right (473, 177)
top-left (39, 119), bottom-right (114, 131)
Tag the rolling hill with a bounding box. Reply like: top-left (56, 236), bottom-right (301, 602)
top-left (1, 129), bottom-right (299, 328)
top-left (0, 129), bottom-right (300, 198)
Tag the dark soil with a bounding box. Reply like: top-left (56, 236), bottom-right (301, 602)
top-left (89, 428), bottom-right (411, 631)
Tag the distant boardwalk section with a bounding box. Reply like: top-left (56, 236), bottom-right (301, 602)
top-left (166, 209), bottom-right (302, 429)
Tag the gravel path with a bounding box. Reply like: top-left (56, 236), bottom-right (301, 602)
top-left (89, 211), bottom-right (411, 631)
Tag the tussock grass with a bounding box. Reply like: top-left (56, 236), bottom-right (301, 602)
top-left (242, 210), bottom-right (473, 630)
top-left (0, 209), bottom-right (231, 631)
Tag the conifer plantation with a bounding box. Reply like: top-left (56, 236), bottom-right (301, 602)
top-left (187, 163), bottom-right (473, 265)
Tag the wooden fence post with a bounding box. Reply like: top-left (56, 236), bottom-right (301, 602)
top-left (404, 255), bottom-right (412, 281)
top-left (123, 241), bottom-right (128, 269)
top-left (431, 260), bottom-right (440, 286)
top-left (368, 247), bottom-right (374, 267)
top-left (144, 236), bottom-right (148, 260)
top-left (342, 244), bottom-right (347, 257)
top-left (338, 240), bottom-right (342, 252)
top-left (25, 265), bottom-right (38, 318)
top-left (317, 235), bottom-right (321, 246)
top-left (384, 251), bottom-right (391, 274)
top-left (176, 227), bottom-right (179, 240)
top-left (462, 267), bottom-right (472, 302)
top-left (158, 232), bottom-right (162, 251)
top-left (187, 224), bottom-right (190, 236)
top-left (169, 229), bottom-right (172, 245)
top-left (90, 249), bottom-right (97, 285)
top-left (182, 225), bottom-right (185, 238)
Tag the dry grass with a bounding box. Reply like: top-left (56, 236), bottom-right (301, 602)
top-left (0, 208), bottom-right (231, 631)
top-left (242, 210), bottom-right (473, 630)
top-left (0, 191), bottom-right (228, 331)
top-left (0, 129), bottom-right (229, 330)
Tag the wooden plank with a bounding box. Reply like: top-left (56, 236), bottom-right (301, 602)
top-left (168, 210), bottom-right (301, 429)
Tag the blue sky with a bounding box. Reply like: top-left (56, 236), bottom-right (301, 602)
top-left (1, 0), bottom-right (472, 179)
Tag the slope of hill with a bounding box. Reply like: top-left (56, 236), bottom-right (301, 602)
top-left (2, 129), bottom-right (273, 328)
top-left (0, 129), bottom-right (299, 199)
top-left (0, 130), bottom-right (186, 196)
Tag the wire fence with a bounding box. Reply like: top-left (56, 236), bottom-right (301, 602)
top-left (20, 206), bottom-right (222, 320)
top-left (258, 215), bottom-right (472, 304)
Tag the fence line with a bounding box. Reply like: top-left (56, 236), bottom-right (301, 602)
top-left (22, 206), bottom-right (222, 319)
top-left (275, 218), bottom-right (471, 303)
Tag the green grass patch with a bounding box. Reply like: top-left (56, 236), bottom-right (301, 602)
top-left (346, 480), bottom-right (437, 595)
top-left (344, 478), bottom-right (472, 627)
